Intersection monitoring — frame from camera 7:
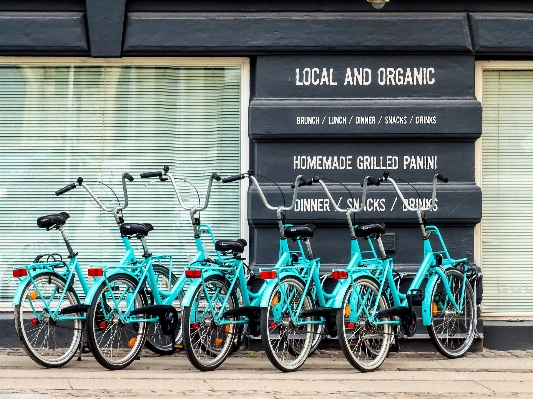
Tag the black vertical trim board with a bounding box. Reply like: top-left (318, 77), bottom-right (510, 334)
top-left (85, 0), bottom-right (125, 57)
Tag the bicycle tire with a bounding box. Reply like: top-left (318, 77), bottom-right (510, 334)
top-left (182, 274), bottom-right (238, 371)
top-left (336, 276), bottom-right (391, 372)
top-left (86, 273), bottom-right (148, 370)
top-left (427, 268), bottom-right (475, 359)
top-left (14, 272), bottom-right (82, 368)
top-left (260, 275), bottom-right (314, 372)
top-left (144, 264), bottom-right (183, 355)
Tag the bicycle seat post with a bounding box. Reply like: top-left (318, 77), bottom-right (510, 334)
top-left (58, 225), bottom-right (76, 259)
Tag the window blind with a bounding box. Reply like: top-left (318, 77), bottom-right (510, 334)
top-left (482, 70), bottom-right (533, 314)
top-left (0, 64), bottom-right (243, 303)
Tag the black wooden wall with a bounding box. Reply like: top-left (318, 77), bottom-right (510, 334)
top-left (2, 0), bottom-right (533, 297)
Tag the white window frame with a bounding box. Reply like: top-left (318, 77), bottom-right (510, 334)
top-left (0, 57), bottom-right (250, 310)
top-left (475, 61), bottom-right (533, 319)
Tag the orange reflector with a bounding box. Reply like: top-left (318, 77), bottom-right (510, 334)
top-left (432, 302), bottom-right (438, 316)
top-left (344, 305), bottom-right (351, 318)
top-left (185, 270), bottom-right (201, 278)
top-left (214, 338), bottom-right (223, 346)
top-left (224, 324), bottom-right (231, 334)
top-left (271, 295), bottom-right (279, 307)
top-left (13, 269), bottom-right (28, 278)
top-left (128, 338), bottom-right (136, 347)
top-left (191, 323), bottom-right (199, 330)
top-left (174, 344), bottom-right (183, 349)
top-left (269, 322), bottom-right (277, 330)
top-left (29, 291), bottom-right (39, 301)
top-left (30, 318), bottom-right (39, 326)
top-left (99, 321), bottom-right (107, 330)
top-left (347, 322), bottom-right (355, 329)
top-left (331, 271), bottom-right (348, 280)
top-left (260, 270), bottom-right (277, 280)
top-left (88, 268), bottom-right (103, 277)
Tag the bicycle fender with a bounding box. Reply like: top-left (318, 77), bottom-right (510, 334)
top-left (421, 272), bottom-right (441, 326)
top-left (180, 270), bottom-right (222, 308)
top-left (330, 270), bottom-right (378, 309)
top-left (12, 269), bottom-right (57, 306)
top-left (330, 280), bottom-right (353, 309)
top-left (82, 269), bottom-right (138, 305)
top-left (258, 271), bottom-right (297, 308)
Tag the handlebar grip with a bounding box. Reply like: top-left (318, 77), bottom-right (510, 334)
top-left (123, 173), bottom-right (134, 182)
top-left (140, 171), bottom-right (162, 179)
top-left (222, 174), bottom-right (245, 183)
top-left (291, 175), bottom-right (313, 189)
top-left (436, 174), bottom-right (449, 183)
top-left (367, 177), bottom-right (380, 186)
top-left (55, 183), bottom-right (77, 196)
top-left (211, 173), bottom-right (222, 182)
top-left (361, 176), bottom-right (380, 187)
top-left (299, 175), bottom-right (313, 187)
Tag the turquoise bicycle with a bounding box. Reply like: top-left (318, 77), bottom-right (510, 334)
top-left (10, 173), bottom-right (175, 367)
top-left (82, 168), bottom-right (222, 370)
top-left (336, 172), bottom-right (477, 372)
top-left (181, 171), bottom-right (313, 371)
top-left (257, 175), bottom-right (384, 372)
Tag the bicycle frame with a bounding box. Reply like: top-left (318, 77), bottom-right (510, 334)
top-left (356, 174), bottom-right (470, 327)
top-left (92, 169), bottom-right (227, 325)
top-left (266, 176), bottom-right (386, 328)
top-left (184, 173), bottom-right (310, 328)
top-left (13, 173), bottom-right (140, 323)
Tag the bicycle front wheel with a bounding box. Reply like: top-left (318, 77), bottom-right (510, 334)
top-left (427, 269), bottom-right (475, 358)
top-left (182, 275), bottom-right (238, 371)
top-left (86, 273), bottom-right (148, 370)
top-left (337, 276), bottom-right (391, 372)
top-left (14, 273), bottom-right (82, 367)
top-left (260, 276), bottom-right (314, 372)
top-left (144, 265), bottom-right (183, 355)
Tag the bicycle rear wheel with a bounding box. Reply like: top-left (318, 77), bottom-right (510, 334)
top-left (260, 276), bottom-right (314, 372)
top-left (427, 269), bottom-right (475, 358)
top-left (14, 273), bottom-right (82, 367)
top-left (182, 275), bottom-right (237, 371)
top-left (144, 265), bottom-right (183, 355)
top-left (337, 276), bottom-right (391, 372)
top-left (86, 273), bottom-right (148, 370)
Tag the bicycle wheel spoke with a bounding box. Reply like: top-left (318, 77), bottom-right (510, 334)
top-left (428, 269), bottom-right (475, 358)
top-left (16, 274), bottom-right (82, 367)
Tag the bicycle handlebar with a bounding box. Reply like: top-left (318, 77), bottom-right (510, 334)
top-left (365, 176), bottom-right (381, 187)
top-left (55, 182), bottom-right (77, 196)
top-left (317, 176), bottom-right (375, 214)
top-left (140, 171), bottom-right (162, 179)
top-left (222, 170), bottom-right (306, 213)
top-left (141, 166), bottom-right (220, 213)
top-left (436, 174), bottom-right (448, 183)
top-left (222, 173), bottom-right (245, 183)
top-left (380, 172), bottom-right (448, 212)
top-left (56, 173), bottom-right (133, 214)
top-left (290, 175), bottom-right (314, 189)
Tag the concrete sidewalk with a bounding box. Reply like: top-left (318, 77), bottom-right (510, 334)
top-left (0, 350), bottom-right (532, 398)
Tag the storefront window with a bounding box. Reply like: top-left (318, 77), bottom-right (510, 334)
top-left (481, 66), bottom-right (533, 315)
top-left (0, 62), bottom-right (245, 303)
